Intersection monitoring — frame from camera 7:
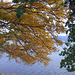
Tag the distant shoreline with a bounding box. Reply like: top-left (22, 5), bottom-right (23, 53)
top-left (57, 36), bottom-right (68, 41)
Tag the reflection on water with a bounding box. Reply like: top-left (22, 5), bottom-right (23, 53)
top-left (0, 36), bottom-right (75, 75)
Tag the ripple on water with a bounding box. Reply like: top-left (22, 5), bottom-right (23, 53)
top-left (0, 36), bottom-right (75, 75)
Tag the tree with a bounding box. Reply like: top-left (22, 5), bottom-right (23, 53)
top-left (59, 0), bottom-right (75, 72)
top-left (69, 0), bottom-right (75, 14)
top-left (59, 43), bottom-right (75, 72)
top-left (0, 0), bottom-right (69, 65)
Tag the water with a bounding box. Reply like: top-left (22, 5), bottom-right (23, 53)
top-left (0, 36), bottom-right (75, 75)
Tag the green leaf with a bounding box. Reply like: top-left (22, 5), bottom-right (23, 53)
top-left (13, 0), bottom-right (18, 3)
top-left (15, 6), bottom-right (26, 18)
top-left (29, 0), bottom-right (35, 5)
top-left (24, 0), bottom-right (29, 3)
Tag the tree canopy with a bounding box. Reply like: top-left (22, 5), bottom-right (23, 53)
top-left (0, 0), bottom-right (69, 65)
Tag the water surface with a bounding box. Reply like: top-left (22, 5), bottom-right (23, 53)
top-left (0, 36), bottom-right (75, 75)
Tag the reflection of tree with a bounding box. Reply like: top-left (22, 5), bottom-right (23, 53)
top-left (60, 0), bottom-right (75, 72)
top-left (0, 0), bottom-right (68, 65)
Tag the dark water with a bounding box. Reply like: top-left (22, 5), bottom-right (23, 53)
top-left (0, 36), bottom-right (75, 75)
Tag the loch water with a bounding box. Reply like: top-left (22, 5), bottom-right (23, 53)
top-left (0, 36), bottom-right (75, 75)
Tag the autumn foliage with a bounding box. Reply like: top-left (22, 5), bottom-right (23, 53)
top-left (0, 0), bottom-right (69, 65)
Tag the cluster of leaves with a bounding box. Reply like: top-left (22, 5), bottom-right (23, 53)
top-left (0, 0), bottom-right (69, 65)
top-left (13, 0), bottom-right (39, 4)
top-left (16, 6), bottom-right (26, 19)
top-left (59, 0), bottom-right (75, 72)
top-left (66, 13), bottom-right (75, 42)
top-left (59, 43), bottom-right (75, 72)
top-left (13, 0), bottom-right (39, 18)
